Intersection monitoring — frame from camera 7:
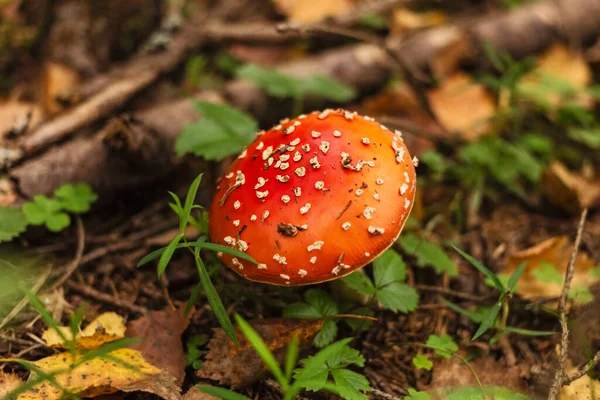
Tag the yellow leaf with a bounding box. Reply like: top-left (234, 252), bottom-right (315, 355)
top-left (271, 0), bottom-right (354, 23)
top-left (0, 371), bottom-right (24, 398)
top-left (10, 348), bottom-right (179, 400)
top-left (391, 8), bottom-right (446, 35)
top-left (42, 312), bottom-right (126, 349)
top-left (427, 72), bottom-right (497, 140)
top-left (561, 373), bottom-right (598, 400)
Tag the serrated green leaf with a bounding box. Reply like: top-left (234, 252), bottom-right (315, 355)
top-left (45, 212), bottom-right (71, 232)
top-left (0, 207), bottom-right (27, 242)
top-left (54, 183), bottom-right (98, 213)
top-left (157, 233), bottom-right (183, 277)
top-left (341, 271), bottom-right (375, 296)
top-left (472, 301), bottom-right (502, 340)
top-left (531, 262), bottom-right (563, 284)
top-left (294, 338), bottom-right (352, 383)
top-left (181, 173), bottom-right (203, 233)
top-left (406, 388), bottom-right (430, 400)
top-left (331, 369), bottom-right (370, 400)
top-left (452, 245), bottom-right (503, 290)
top-left (400, 235), bottom-right (458, 276)
top-left (305, 289), bottom-right (338, 316)
top-left (376, 283), bottom-right (418, 313)
top-left (426, 334), bottom-right (458, 359)
top-left (283, 303), bottom-right (321, 319)
top-left (22, 195), bottom-right (61, 225)
top-left (302, 75), bottom-right (356, 102)
top-left (314, 319), bottom-right (337, 348)
top-left (412, 354), bottom-right (433, 370)
top-left (373, 249), bottom-right (407, 288)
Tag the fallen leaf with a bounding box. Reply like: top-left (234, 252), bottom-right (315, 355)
top-left (391, 8), bottom-right (446, 35)
top-left (197, 318), bottom-right (324, 387)
top-left (127, 306), bottom-right (192, 386)
top-left (541, 161), bottom-right (600, 212)
top-left (501, 236), bottom-right (599, 304)
top-left (7, 348), bottom-right (179, 400)
top-left (0, 101), bottom-right (43, 139)
top-left (427, 72), bottom-right (497, 140)
top-left (272, 0), bottom-right (354, 23)
top-left (43, 312), bottom-right (126, 349)
top-left (42, 62), bottom-right (81, 116)
top-left (518, 43), bottom-right (593, 110)
top-left (561, 372), bottom-right (599, 400)
top-left (0, 371), bottom-right (24, 398)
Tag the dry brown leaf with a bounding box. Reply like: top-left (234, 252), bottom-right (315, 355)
top-left (197, 318), bottom-right (324, 387)
top-left (272, 0), bottom-right (354, 23)
top-left (427, 72), bottom-right (496, 140)
top-left (6, 348), bottom-right (179, 400)
top-left (0, 101), bottom-right (43, 139)
top-left (42, 62), bottom-right (81, 116)
top-left (391, 8), bottom-right (446, 35)
top-left (183, 386), bottom-right (219, 400)
top-left (0, 371), bottom-right (24, 398)
top-left (541, 161), bottom-right (600, 213)
top-left (501, 236), bottom-right (599, 303)
top-left (518, 43), bottom-right (592, 109)
top-left (127, 306), bottom-right (191, 386)
top-left (42, 312), bottom-right (126, 349)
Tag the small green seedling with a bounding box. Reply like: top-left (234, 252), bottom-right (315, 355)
top-left (199, 314), bottom-right (371, 400)
top-left (186, 335), bottom-right (208, 370)
top-left (138, 174), bottom-right (259, 344)
top-left (341, 249), bottom-right (419, 313)
top-left (283, 289), bottom-right (339, 348)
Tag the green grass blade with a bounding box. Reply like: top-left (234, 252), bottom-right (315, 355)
top-left (439, 297), bottom-right (483, 323)
top-left (506, 262), bottom-right (526, 293)
top-left (504, 326), bottom-right (556, 336)
top-left (234, 314), bottom-right (287, 389)
top-left (168, 191), bottom-right (183, 217)
top-left (472, 301), bottom-right (502, 340)
top-left (285, 335), bottom-right (299, 382)
top-left (197, 385), bottom-right (252, 400)
top-left (452, 245), bottom-right (504, 291)
top-left (192, 242), bottom-right (257, 264)
top-left (77, 337), bottom-right (142, 364)
top-left (195, 253), bottom-right (238, 345)
top-left (181, 174), bottom-right (203, 233)
top-left (157, 233), bottom-right (183, 277)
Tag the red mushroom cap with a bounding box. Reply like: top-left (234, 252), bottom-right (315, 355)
top-left (208, 109), bottom-right (417, 286)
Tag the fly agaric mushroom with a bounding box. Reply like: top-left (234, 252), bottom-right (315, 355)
top-left (208, 109), bottom-right (416, 285)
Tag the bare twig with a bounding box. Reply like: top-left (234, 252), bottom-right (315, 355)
top-left (548, 208), bottom-right (589, 400)
top-left (65, 280), bottom-right (147, 315)
top-left (564, 350), bottom-right (600, 385)
top-left (49, 216), bottom-right (85, 290)
top-left (371, 388), bottom-right (403, 399)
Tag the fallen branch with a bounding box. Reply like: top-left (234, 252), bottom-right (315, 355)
top-left (564, 350), bottom-right (600, 385)
top-left (548, 208), bottom-right (589, 399)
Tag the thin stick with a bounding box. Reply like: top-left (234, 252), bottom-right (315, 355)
top-left (65, 281), bottom-right (147, 315)
top-left (548, 208), bottom-right (588, 399)
top-left (49, 216), bottom-right (85, 290)
top-left (564, 350), bottom-right (600, 385)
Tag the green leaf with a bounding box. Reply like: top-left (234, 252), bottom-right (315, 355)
top-left (45, 213), bottom-right (71, 232)
top-left (237, 64), bottom-right (302, 98)
top-left (472, 301), bottom-right (502, 340)
top-left (506, 262), bottom-right (526, 292)
top-left (331, 369), bottom-right (370, 400)
top-left (181, 173), bottom-right (203, 233)
top-left (168, 191), bottom-right (183, 217)
top-left (326, 342), bottom-right (365, 369)
top-left (0, 207), bottom-right (27, 242)
top-left (197, 385), bottom-right (252, 400)
top-left (305, 289), bottom-right (338, 317)
top-left (197, 253), bottom-right (238, 345)
top-left (376, 283), bottom-right (418, 313)
top-left (54, 183), bottom-right (98, 214)
top-left (294, 338), bottom-right (352, 384)
top-left (285, 335), bottom-right (299, 382)
top-left (452, 245), bottom-right (503, 290)
top-left (302, 75), bottom-right (356, 103)
top-left (440, 297), bottom-right (484, 323)
top-left (137, 240), bottom-right (257, 267)
top-left (531, 262), bottom-right (563, 284)
top-left (357, 14), bottom-right (388, 29)
top-left (176, 101), bottom-right (257, 161)
top-left (412, 354), bottom-right (433, 370)
top-left (400, 235), bottom-right (458, 276)
top-left (283, 302), bottom-right (322, 319)
top-left (568, 127), bottom-right (600, 149)
top-left (504, 326), bottom-right (555, 336)
top-left (446, 387), bottom-right (486, 400)
top-left (568, 285), bottom-right (593, 305)
top-left (426, 334), bottom-right (458, 359)
top-left (314, 319), bottom-right (337, 348)
top-left (590, 266), bottom-right (600, 279)
top-left (235, 314), bottom-right (287, 389)
top-left (373, 249), bottom-right (407, 288)
top-left (341, 271), bottom-right (375, 296)
top-left (157, 233), bottom-right (183, 277)
top-left (22, 194), bottom-right (71, 232)
top-left (405, 388), bottom-right (430, 400)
